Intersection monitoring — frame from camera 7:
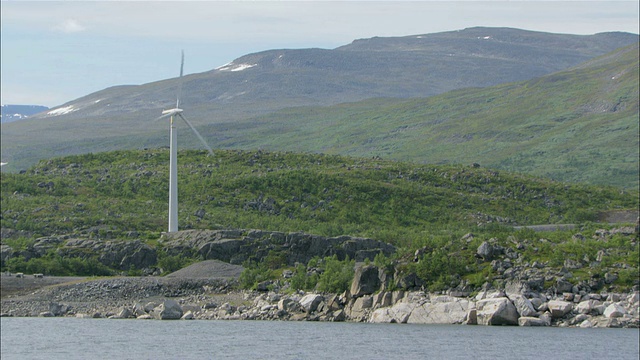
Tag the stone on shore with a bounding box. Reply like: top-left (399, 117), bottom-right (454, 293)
top-left (369, 302), bottom-right (415, 324)
top-left (151, 299), bottom-right (183, 320)
top-left (508, 295), bottom-right (536, 317)
top-left (181, 311), bottom-right (195, 320)
top-left (603, 303), bottom-right (626, 318)
top-left (117, 307), bottom-right (133, 319)
top-left (299, 294), bottom-right (324, 313)
top-left (476, 297), bottom-right (519, 326)
top-left (548, 300), bottom-right (573, 318)
top-left (407, 298), bottom-right (472, 324)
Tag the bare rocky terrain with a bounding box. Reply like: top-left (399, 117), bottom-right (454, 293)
top-left (1, 260), bottom-right (638, 328)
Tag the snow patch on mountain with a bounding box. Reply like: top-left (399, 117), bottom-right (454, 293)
top-left (47, 105), bottom-right (77, 116)
top-left (217, 62), bottom-right (257, 72)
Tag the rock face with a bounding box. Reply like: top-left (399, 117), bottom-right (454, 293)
top-left (350, 265), bottom-right (381, 297)
top-left (58, 239), bottom-right (157, 270)
top-left (162, 230), bottom-right (395, 266)
top-left (1, 228), bottom-right (394, 274)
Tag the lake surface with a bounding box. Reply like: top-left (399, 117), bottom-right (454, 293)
top-left (1, 318), bottom-right (639, 359)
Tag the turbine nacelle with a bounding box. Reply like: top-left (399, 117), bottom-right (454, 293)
top-left (161, 108), bottom-right (184, 116)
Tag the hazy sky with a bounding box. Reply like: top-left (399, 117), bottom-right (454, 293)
top-left (1, 1), bottom-right (638, 107)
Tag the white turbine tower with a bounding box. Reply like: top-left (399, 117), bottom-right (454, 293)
top-left (156, 51), bottom-right (214, 233)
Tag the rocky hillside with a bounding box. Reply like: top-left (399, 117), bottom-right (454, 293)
top-left (1, 149), bottom-right (637, 295)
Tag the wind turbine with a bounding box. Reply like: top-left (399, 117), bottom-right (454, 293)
top-left (156, 50), bottom-right (214, 233)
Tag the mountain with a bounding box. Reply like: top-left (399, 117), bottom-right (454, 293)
top-left (0, 105), bottom-right (48, 124)
top-left (0, 27), bottom-right (638, 182)
top-left (204, 43), bottom-right (639, 188)
top-left (29, 27), bottom-right (640, 120)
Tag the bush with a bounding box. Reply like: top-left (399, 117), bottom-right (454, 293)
top-left (3, 253), bottom-right (113, 276)
top-left (157, 251), bottom-right (194, 275)
top-left (316, 255), bottom-right (355, 293)
top-left (238, 260), bottom-right (273, 290)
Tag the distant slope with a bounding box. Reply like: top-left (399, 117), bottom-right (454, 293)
top-left (0, 28), bottom-right (637, 180)
top-left (0, 105), bottom-right (48, 124)
top-left (201, 43), bottom-right (640, 188)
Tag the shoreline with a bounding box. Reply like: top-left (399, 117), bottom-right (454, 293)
top-left (1, 274), bottom-right (638, 328)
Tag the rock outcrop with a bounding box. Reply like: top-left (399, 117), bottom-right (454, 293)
top-left (161, 230), bottom-right (395, 266)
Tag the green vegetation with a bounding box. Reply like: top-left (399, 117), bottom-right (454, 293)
top-left (4, 253), bottom-right (113, 276)
top-left (2, 149), bottom-right (636, 245)
top-left (240, 255), bottom-right (355, 293)
top-left (1, 149), bottom-right (637, 291)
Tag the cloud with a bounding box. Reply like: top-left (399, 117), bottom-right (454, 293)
top-left (54, 19), bottom-right (86, 33)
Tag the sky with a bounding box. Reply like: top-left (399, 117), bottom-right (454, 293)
top-left (1, 1), bottom-right (639, 107)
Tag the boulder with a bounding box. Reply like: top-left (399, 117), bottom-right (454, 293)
top-left (556, 278), bottom-right (574, 293)
top-left (352, 296), bottom-right (374, 312)
top-left (49, 302), bottom-right (70, 316)
top-left (181, 311), bottom-right (195, 320)
top-left (132, 302), bottom-right (147, 316)
top-left (407, 299), bottom-right (473, 325)
top-left (394, 272), bottom-right (424, 291)
top-left (603, 303), bottom-right (626, 318)
top-left (548, 300), bottom-right (573, 318)
top-left (509, 295), bottom-right (536, 317)
top-left (278, 298), bottom-right (301, 312)
top-left (369, 303), bottom-right (415, 324)
top-left (117, 307), bottom-right (133, 319)
top-left (299, 294), bottom-right (324, 313)
top-left (476, 241), bottom-right (496, 261)
top-left (151, 299), bottom-right (183, 320)
top-left (476, 297), bottom-right (519, 326)
top-left (575, 300), bottom-right (598, 314)
top-left (350, 265), bottom-right (381, 297)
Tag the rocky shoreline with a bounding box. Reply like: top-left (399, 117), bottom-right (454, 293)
top-left (2, 272), bottom-right (638, 328)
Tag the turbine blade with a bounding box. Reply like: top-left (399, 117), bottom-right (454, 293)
top-left (176, 50), bottom-right (184, 109)
top-left (153, 113), bottom-right (172, 122)
top-left (177, 113), bottom-right (214, 156)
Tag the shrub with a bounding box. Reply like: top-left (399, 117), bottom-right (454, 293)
top-left (316, 255), bottom-right (355, 293)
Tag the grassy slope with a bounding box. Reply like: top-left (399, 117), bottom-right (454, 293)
top-left (203, 44), bottom-right (639, 189)
top-left (2, 149), bottom-right (638, 289)
top-left (1, 149), bottom-right (637, 247)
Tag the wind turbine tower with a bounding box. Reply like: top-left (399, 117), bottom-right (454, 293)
top-left (156, 51), bottom-right (214, 232)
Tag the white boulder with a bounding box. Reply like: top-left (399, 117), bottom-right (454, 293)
top-left (603, 303), bottom-right (626, 318)
top-left (151, 299), bottom-right (183, 320)
top-left (407, 299), bottom-right (473, 324)
top-left (476, 297), bottom-right (519, 326)
top-left (548, 300), bottom-right (573, 318)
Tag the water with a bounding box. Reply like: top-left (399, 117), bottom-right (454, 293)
top-left (1, 318), bottom-right (638, 360)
